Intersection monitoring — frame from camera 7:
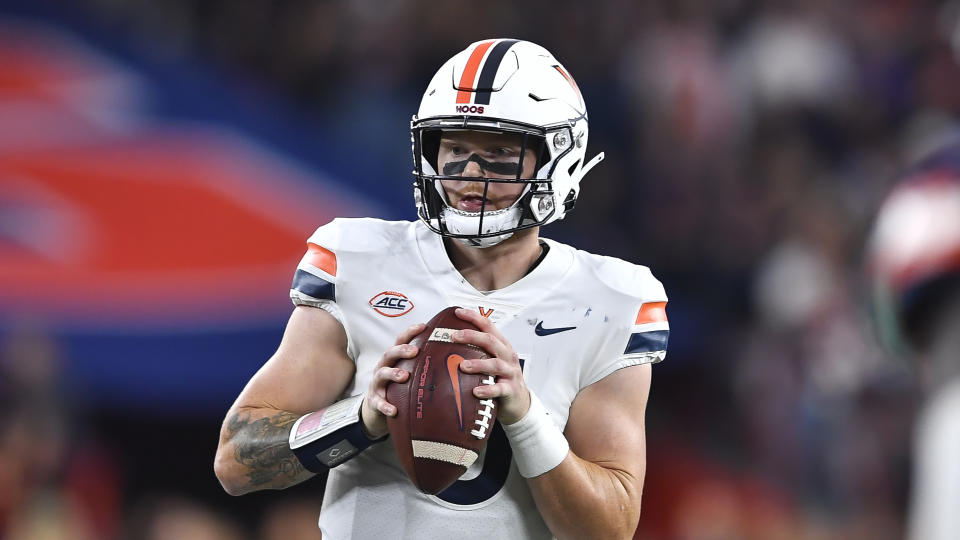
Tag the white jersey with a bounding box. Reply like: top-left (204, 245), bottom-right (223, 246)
top-left (289, 218), bottom-right (669, 540)
top-left (908, 379), bottom-right (960, 540)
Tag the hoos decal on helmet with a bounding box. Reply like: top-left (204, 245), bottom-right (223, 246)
top-left (411, 39), bottom-right (604, 248)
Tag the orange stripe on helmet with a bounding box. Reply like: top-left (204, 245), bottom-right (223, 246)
top-left (304, 242), bottom-right (337, 276)
top-left (456, 40), bottom-right (495, 104)
top-left (635, 302), bottom-right (667, 325)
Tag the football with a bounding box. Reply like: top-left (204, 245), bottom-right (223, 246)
top-left (386, 306), bottom-right (497, 494)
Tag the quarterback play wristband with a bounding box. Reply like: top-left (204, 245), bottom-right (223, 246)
top-left (501, 391), bottom-right (570, 478)
top-left (289, 394), bottom-right (387, 473)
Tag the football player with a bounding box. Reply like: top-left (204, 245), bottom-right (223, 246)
top-left (867, 145), bottom-right (960, 540)
top-left (215, 39), bottom-right (669, 539)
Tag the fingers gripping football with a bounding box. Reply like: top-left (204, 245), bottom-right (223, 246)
top-left (361, 323), bottom-right (425, 438)
top-left (453, 308), bottom-right (531, 425)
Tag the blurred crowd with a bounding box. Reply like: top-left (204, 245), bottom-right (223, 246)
top-left (0, 325), bottom-right (328, 540)
top-left (4, 0), bottom-right (960, 538)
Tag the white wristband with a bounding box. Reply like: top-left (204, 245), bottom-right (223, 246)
top-left (501, 391), bottom-right (569, 478)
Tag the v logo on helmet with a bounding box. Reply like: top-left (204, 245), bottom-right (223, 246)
top-left (553, 65), bottom-right (583, 104)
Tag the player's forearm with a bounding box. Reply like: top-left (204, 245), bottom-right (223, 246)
top-left (528, 453), bottom-right (642, 540)
top-left (214, 406), bottom-right (314, 496)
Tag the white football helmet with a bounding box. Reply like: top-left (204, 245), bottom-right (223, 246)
top-left (411, 39), bottom-right (604, 247)
top-left (868, 145), bottom-right (960, 353)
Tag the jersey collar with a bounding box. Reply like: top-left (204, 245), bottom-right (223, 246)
top-left (414, 221), bottom-right (574, 306)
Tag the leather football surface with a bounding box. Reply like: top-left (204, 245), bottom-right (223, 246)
top-left (386, 307), bottom-right (497, 494)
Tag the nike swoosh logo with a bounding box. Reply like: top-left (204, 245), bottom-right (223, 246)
top-left (535, 322), bottom-right (577, 336)
top-left (446, 354), bottom-right (465, 430)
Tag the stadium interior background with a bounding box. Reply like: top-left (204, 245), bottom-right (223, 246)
top-left (2, 0), bottom-right (958, 538)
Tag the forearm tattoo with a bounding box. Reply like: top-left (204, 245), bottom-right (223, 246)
top-left (226, 410), bottom-right (305, 487)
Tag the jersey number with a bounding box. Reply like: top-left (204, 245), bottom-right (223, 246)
top-left (435, 358), bottom-right (525, 506)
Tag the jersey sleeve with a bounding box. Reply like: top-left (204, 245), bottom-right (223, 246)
top-left (290, 220), bottom-right (345, 324)
top-left (581, 263), bottom-right (669, 387)
top-left (620, 298), bottom-right (669, 363)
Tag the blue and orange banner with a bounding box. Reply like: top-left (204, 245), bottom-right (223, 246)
top-left (0, 17), bottom-right (374, 329)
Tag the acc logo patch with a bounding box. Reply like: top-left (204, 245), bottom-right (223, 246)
top-left (369, 291), bottom-right (415, 317)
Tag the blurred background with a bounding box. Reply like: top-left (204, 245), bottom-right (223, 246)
top-left (2, 0), bottom-right (958, 538)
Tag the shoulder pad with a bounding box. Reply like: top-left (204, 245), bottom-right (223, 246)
top-left (581, 253), bottom-right (667, 303)
top-left (306, 218), bottom-right (414, 255)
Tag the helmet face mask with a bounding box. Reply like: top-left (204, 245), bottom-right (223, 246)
top-left (411, 39), bottom-right (604, 248)
top-left (412, 119), bottom-right (566, 247)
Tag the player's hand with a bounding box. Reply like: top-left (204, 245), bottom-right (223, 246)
top-left (452, 307), bottom-right (531, 424)
top-left (361, 323), bottom-right (425, 439)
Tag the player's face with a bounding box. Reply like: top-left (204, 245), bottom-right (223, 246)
top-left (437, 131), bottom-right (538, 213)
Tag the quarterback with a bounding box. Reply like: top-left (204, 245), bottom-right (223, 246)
top-left (215, 39), bottom-right (669, 539)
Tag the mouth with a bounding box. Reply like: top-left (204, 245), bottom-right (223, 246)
top-left (456, 193), bottom-right (487, 212)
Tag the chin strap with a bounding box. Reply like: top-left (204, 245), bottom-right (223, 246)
top-left (442, 205), bottom-right (522, 248)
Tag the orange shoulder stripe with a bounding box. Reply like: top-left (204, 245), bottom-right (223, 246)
top-left (304, 242), bottom-right (337, 276)
top-left (635, 301), bottom-right (667, 325)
